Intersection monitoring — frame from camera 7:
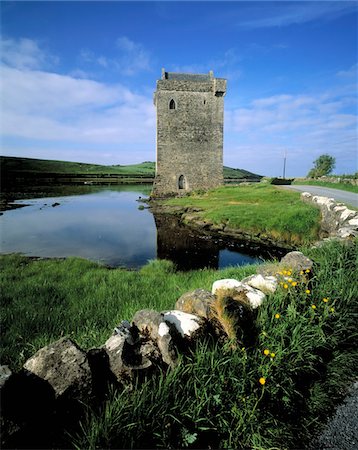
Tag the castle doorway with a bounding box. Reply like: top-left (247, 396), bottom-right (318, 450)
top-left (178, 175), bottom-right (186, 190)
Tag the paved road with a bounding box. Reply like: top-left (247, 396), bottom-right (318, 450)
top-left (282, 185), bottom-right (358, 207)
top-left (311, 382), bottom-right (358, 450)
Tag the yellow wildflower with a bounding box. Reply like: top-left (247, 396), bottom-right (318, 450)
top-left (291, 281), bottom-right (297, 287)
top-left (306, 289), bottom-right (311, 294)
top-left (288, 278), bottom-right (292, 283)
top-left (284, 284), bottom-right (289, 289)
top-left (323, 298), bottom-right (329, 303)
top-left (305, 269), bottom-right (310, 273)
top-left (259, 377), bottom-right (266, 385)
top-left (300, 270), bottom-right (304, 275)
top-left (270, 353), bottom-right (276, 358)
top-left (264, 349), bottom-right (270, 356)
top-left (287, 271), bottom-right (292, 276)
top-left (275, 313), bottom-right (281, 319)
top-left (330, 307), bottom-right (335, 313)
top-left (311, 304), bottom-right (316, 310)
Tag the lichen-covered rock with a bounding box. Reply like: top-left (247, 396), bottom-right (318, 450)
top-left (280, 251), bottom-right (313, 272)
top-left (132, 309), bottom-right (178, 367)
top-left (212, 279), bottom-right (242, 295)
top-left (212, 279), bottom-right (266, 309)
top-left (241, 274), bottom-right (278, 294)
top-left (23, 338), bottom-right (92, 399)
top-left (340, 208), bottom-right (357, 222)
top-left (0, 365), bottom-right (12, 390)
top-left (175, 289), bottom-right (216, 319)
top-left (163, 310), bottom-right (204, 338)
top-left (104, 334), bottom-right (152, 382)
top-left (132, 309), bottom-right (164, 340)
top-left (337, 227), bottom-right (358, 238)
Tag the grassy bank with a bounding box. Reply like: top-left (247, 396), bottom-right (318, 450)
top-left (1, 239), bottom-right (357, 448)
top-left (293, 179), bottom-right (358, 193)
top-left (162, 184), bottom-right (321, 246)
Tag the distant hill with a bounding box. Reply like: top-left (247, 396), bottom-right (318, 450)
top-left (0, 156), bottom-right (262, 181)
top-left (0, 156), bottom-right (156, 176)
top-left (223, 166), bottom-right (262, 180)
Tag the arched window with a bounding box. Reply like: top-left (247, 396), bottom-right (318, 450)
top-left (178, 175), bottom-right (186, 190)
top-left (169, 99), bottom-right (176, 110)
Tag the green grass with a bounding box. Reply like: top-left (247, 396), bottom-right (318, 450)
top-left (72, 239), bottom-right (358, 449)
top-left (164, 184), bottom-right (321, 246)
top-left (2, 240), bottom-right (356, 448)
top-left (293, 179), bottom-right (358, 193)
top-left (0, 255), bottom-right (256, 370)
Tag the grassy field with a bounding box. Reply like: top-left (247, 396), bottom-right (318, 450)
top-left (293, 179), bottom-right (358, 193)
top-left (1, 239), bottom-right (357, 449)
top-left (163, 184), bottom-right (321, 246)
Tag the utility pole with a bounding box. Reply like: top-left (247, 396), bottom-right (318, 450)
top-left (283, 150), bottom-right (287, 179)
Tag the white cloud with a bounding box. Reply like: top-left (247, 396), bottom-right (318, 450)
top-left (116, 36), bottom-right (152, 75)
top-left (1, 63), bottom-right (155, 146)
top-left (337, 63), bottom-right (358, 79)
top-left (0, 37), bottom-right (59, 69)
top-left (240, 2), bottom-right (357, 29)
top-left (80, 36), bottom-right (152, 76)
top-left (225, 86), bottom-right (357, 176)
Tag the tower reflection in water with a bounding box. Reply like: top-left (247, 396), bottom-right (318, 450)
top-left (153, 213), bottom-right (275, 271)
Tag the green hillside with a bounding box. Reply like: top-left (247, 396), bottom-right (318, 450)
top-left (0, 156), bottom-right (262, 180)
top-left (0, 156), bottom-right (156, 176)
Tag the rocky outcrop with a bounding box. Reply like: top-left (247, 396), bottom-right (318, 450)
top-left (301, 192), bottom-right (358, 240)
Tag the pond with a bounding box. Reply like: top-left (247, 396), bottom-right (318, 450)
top-left (0, 185), bottom-right (282, 270)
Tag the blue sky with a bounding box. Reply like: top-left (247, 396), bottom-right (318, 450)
top-left (1, 1), bottom-right (357, 176)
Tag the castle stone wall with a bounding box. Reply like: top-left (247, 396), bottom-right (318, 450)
top-left (152, 70), bottom-right (226, 196)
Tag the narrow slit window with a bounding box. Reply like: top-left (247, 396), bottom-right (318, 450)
top-left (169, 99), bottom-right (176, 110)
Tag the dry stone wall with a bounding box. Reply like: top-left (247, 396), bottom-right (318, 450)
top-left (301, 192), bottom-right (358, 239)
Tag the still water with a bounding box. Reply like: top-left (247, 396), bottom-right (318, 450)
top-left (0, 185), bottom-right (271, 270)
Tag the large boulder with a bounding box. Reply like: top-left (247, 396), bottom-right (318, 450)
top-left (175, 289), bottom-right (216, 319)
top-left (23, 338), bottom-right (92, 399)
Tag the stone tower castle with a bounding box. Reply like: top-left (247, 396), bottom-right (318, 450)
top-left (152, 69), bottom-right (226, 196)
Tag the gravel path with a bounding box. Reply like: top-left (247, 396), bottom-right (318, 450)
top-left (281, 185), bottom-right (358, 207)
top-left (311, 382), bottom-right (358, 449)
